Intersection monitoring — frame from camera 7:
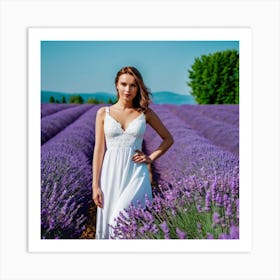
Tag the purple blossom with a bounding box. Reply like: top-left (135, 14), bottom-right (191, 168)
top-left (196, 204), bottom-right (203, 213)
top-left (219, 233), bottom-right (229, 239)
top-left (160, 221), bottom-right (170, 238)
top-left (204, 189), bottom-right (212, 211)
top-left (230, 225), bottom-right (239, 239)
top-left (212, 212), bottom-right (220, 227)
top-left (225, 203), bottom-right (233, 217)
top-left (160, 221), bottom-right (169, 234)
top-left (176, 228), bottom-right (187, 239)
top-left (207, 233), bottom-right (214, 239)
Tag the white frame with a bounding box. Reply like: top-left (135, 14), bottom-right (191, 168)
top-left (28, 27), bottom-right (252, 253)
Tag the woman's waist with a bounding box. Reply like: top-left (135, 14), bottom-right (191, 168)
top-left (105, 139), bottom-right (142, 149)
top-left (106, 143), bottom-right (142, 150)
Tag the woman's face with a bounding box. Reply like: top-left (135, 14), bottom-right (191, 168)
top-left (116, 73), bottom-right (138, 102)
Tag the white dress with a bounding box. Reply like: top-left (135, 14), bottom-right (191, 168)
top-left (95, 107), bottom-right (153, 239)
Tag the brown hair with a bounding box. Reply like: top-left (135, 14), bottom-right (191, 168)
top-left (115, 66), bottom-right (152, 112)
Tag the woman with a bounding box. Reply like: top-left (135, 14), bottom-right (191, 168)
top-left (92, 66), bottom-right (173, 239)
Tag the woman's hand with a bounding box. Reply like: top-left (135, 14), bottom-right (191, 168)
top-left (132, 149), bottom-right (153, 164)
top-left (92, 187), bottom-right (103, 208)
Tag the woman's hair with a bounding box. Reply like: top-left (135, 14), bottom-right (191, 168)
top-left (115, 66), bottom-right (152, 112)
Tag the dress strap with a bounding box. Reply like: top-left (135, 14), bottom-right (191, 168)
top-left (105, 107), bottom-right (110, 114)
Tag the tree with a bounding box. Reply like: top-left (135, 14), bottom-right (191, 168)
top-left (187, 49), bottom-right (239, 104)
top-left (108, 97), bottom-right (116, 104)
top-left (69, 95), bottom-right (84, 104)
top-left (49, 96), bottom-right (55, 103)
top-left (86, 98), bottom-right (100, 104)
top-left (61, 96), bottom-right (66, 103)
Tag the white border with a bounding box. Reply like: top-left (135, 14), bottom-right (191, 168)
top-left (28, 27), bottom-right (252, 253)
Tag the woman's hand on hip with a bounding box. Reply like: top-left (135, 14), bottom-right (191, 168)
top-left (132, 149), bottom-right (153, 164)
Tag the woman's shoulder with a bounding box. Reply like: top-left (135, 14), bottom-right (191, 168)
top-left (145, 107), bottom-right (156, 116)
top-left (144, 107), bottom-right (158, 122)
top-left (96, 106), bottom-right (108, 119)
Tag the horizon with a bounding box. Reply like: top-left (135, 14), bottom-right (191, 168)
top-left (41, 89), bottom-right (197, 105)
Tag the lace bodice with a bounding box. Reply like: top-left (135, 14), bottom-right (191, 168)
top-left (104, 107), bottom-right (146, 150)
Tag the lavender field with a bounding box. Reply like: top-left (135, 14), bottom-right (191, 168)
top-left (41, 103), bottom-right (239, 239)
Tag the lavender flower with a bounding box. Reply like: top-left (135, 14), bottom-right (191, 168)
top-left (160, 221), bottom-right (170, 239)
top-left (212, 212), bottom-right (220, 227)
top-left (230, 225), bottom-right (239, 239)
top-left (176, 228), bottom-right (187, 239)
top-left (207, 233), bottom-right (214, 239)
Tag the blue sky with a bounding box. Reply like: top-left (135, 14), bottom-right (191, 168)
top-left (41, 41), bottom-right (239, 95)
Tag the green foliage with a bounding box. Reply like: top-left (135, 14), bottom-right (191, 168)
top-left (47, 94), bottom-right (116, 104)
top-left (69, 95), bottom-right (84, 104)
top-left (86, 98), bottom-right (101, 104)
top-left (49, 96), bottom-right (55, 103)
top-left (188, 49), bottom-right (239, 104)
top-left (61, 96), bottom-right (66, 104)
top-left (82, 96), bottom-right (117, 104)
top-left (107, 97), bottom-right (117, 104)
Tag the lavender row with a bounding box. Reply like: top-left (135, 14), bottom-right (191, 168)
top-left (187, 104), bottom-right (239, 126)
top-left (41, 103), bottom-right (79, 118)
top-left (43, 104), bottom-right (103, 160)
top-left (165, 104), bottom-right (239, 155)
top-left (168, 104), bottom-right (239, 127)
top-left (41, 104), bottom-right (92, 145)
top-left (41, 105), bottom-right (102, 239)
top-left (145, 104), bottom-right (239, 187)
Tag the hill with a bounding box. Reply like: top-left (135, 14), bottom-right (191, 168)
top-left (151, 91), bottom-right (196, 104)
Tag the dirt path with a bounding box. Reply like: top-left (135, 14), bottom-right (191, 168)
top-left (80, 201), bottom-right (97, 239)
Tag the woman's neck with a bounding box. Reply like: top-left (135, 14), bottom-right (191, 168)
top-left (114, 100), bottom-right (134, 110)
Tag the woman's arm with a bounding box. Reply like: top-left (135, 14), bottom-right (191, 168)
top-left (92, 107), bottom-right (106, 208)
top-left (132, 108), bottom-right (174, 164)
